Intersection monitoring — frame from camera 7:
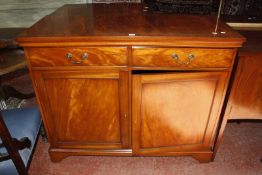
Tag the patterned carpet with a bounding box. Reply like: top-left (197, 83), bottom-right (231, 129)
top-left (28, 122), bottom-right (262, 175)
top-left (4, 70), bottom-right (262, 175)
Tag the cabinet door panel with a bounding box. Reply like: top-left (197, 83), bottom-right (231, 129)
top-left (34, 70), bottom-right (129, 149)
top-left (132, 72), bottom-right (228, 155)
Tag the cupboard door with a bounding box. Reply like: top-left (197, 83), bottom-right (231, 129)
top-left (34, 70), bottom-right (129, 150)
top-left (132, 72), bottom-right (228, 155)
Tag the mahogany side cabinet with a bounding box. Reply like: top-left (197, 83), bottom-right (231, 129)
top-left (17, 4), bottom-right (245, 163)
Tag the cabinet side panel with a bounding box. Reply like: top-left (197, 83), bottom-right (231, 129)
top-left (227, 53), bottom-right (262, 120)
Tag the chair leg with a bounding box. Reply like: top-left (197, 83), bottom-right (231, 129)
top-left (40, 123), bottom-right (48, 143)
top-left (0, 113), bottom-right (28, 175)
top-left (13, 137), bottom-right (31, 150)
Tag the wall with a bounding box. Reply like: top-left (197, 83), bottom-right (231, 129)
top-left (0, 0), bottom-right (92, 28)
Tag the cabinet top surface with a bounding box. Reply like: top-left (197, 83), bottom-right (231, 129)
top-left (17, 4), bottom-right (245, 47)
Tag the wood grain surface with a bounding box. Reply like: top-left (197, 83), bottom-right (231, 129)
top-left (33, 70), bottom-right (129, 149)
top-left (226, 52), bottom-right (262, 120)
top-left (17, 4), bottom-right (245, 47)
top-left (132, 47), bottom-right (235, 68)
top-left (27, 47), bottom-right (127, 67)
top-left (16, 3), bottom-right (245, 163)
top-left (211, 30), bottom-right (262, 162)
top-left (132, 72), bottom-right (229, 156)
top-left (0, 49), bottom-right (27, 76)
top-left (226, 31), bottom-right (262, 120)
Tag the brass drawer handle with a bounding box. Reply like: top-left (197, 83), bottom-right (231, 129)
top-left (171, 53), bottom-right (179, 60)
top-left (171, 53), bottom-right (195, 65)
top-left (81, 53), bottom-right (89, 60)
top-left (66, 52), bottom-right (73, 59)
top-left (65, 53), bottom-right (84, 64)
top-left (188, 54), bottom-right (195, 61)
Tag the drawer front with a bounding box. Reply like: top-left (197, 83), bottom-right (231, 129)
top-left (27, 47), bottom-right (127, 67)
top-left (132, 48), bottom-right (235, 68)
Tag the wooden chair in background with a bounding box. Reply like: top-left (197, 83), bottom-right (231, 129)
top-left (0, 28), bottom-right (35, 110)
top-left (0, 29), bottom-right (47, 174)
top-left (0, 107), bottom-right (41, 175)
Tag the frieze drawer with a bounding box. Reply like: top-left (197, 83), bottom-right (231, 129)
top-left (27, 47), bottom-right (127, 67)
top-left (132, 47), bottom-right (235, 69)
